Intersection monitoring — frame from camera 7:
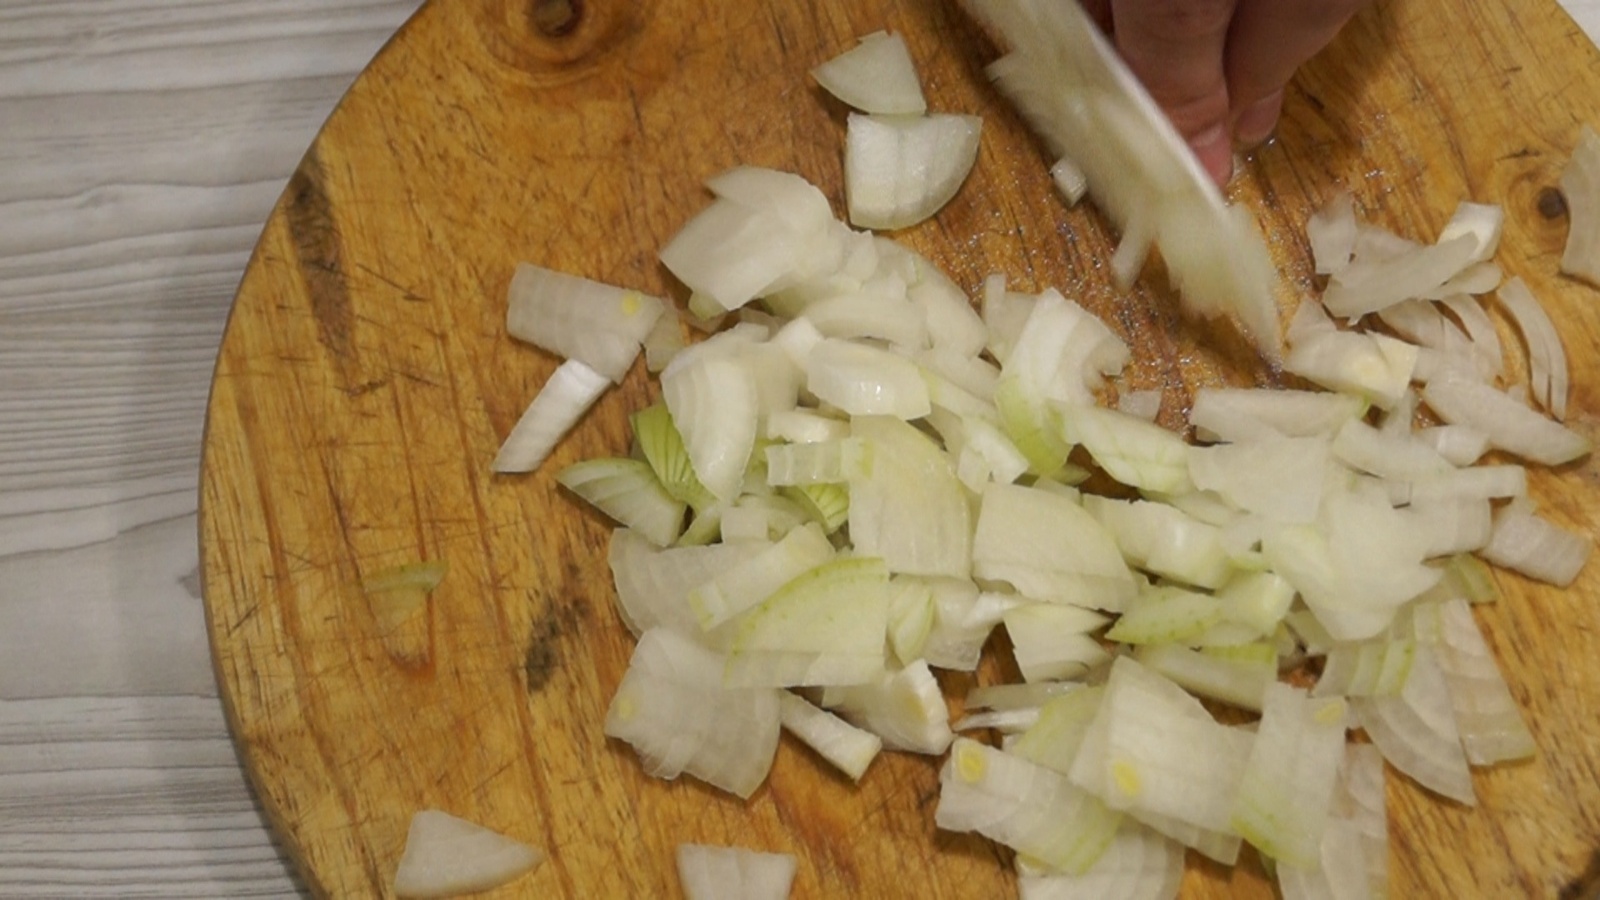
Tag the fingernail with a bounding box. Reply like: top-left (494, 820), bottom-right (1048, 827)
top-left (1235, 92), bottom-right (1286, 148)
top-left (1190, 124), bottom-right (1234, 186)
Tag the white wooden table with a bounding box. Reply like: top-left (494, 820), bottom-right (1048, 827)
top-left (3, 1), bottom-right (1598, 896)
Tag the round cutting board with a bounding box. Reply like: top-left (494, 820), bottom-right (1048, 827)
top-left (200, 0), bottom-right (1600, 896)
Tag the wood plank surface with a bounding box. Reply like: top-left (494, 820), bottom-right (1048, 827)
top-left (195, 0), bottom-right (1600, 897)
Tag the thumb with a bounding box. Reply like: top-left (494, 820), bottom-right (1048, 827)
top-left (1108, 0), bottom-right (1239, 185)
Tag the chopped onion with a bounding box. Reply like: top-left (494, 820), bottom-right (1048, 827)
top-left (811, 31), bottom-right (927, 115)
top-left (923, 584), bottom-right (1015, 671)
top-left (778, 691), bottom-right (883, 781)
top-left (392, 810), bottom-right (543, 900)
top-left (1016, 819), bottom-right (1183, 900)
top-left (1189, 388), bottom-right (1366, 443)
top-left (1188, 435), bottom-right (1329, 524)
top-left (1322, 234), bottom-right (1479, 318)
top-left (676, 844), bottom-right (797, 900)
top-left (1086, 496), bottom-right (1233, 589)
top-left (1068, 657), bottom-right (1250, 864)
top-left (1105, 586), bottom-right (1224, 646)
top-left (1283, 330), bottom-right (1417, 411)
top-left (1350, 644), bottom-right (1476, 805)
top-left (973, 482), bottom-right (1137, 611)
top-left (1437, 201), bottom-right (1505, 263)
top-left (1135, 643), bottom-right (1275, 712)
top-left (1306, 191), bottom-right (1358, 276)
top-left (1050, 156), bottom-right (1088, 207)
top-left (505, 264), bottom-right (666, 382)
top-left (604, 628), bottom-right (781, 799)
top-left (764, 437), bottom-right (868, 487)
top-left (662, 340), bottom-right (761, 501)
top-left (848, 416), bottom-right (973, 577)
top-left (1421, 377), bottom-right (1591, 466)
top-left (1480, 504), bottom-right (1593, 586)
top-left (1410, 600), bottom-right (1536, 765)
top-left (1231, 684), bottom-right (1348, 869)
top-left (938, 737), bottom-right (1124, 875)
top-left (1559, 124), bottom-right (1600, 286)
top-left (1005, 603), bottom-right (1112, 682)
top-left (804, 338), bottom-right (931, 419)
top-left (492, 359), bottom-right (611, 473)
top-left (687, 523), bottom-right (835, 629)
top-left (633, 403), bottom-right (718, 512)
top-left (1496, 276), bottom-right (1570, 420)
top-left (725, 556), bottom-right (890, 687)
top-left (846, 113), bottom-right (982, 230)
top-left (822, 659), bottom-right (954, 754)
top-left (556, 458), bottom-right (687, 547)
top-left (1313, 638), bottom-right (1417, 698)
top-left (1059, 404), bottom-right (1193, 495)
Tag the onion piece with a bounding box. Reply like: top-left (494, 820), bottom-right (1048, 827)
top-left (556, 458), bottom-right (687, 548)
top-left (1059, 404), bottom-right (1194, 495)
top-left (1010, 686), bottom-right (1106, 772)
top-left (1417, 424), bottom-right (1490, 466)
top-left (1216, 571), bottom-right (1296, 637)
top-left (778, 691), bottom-right (883, 781)
top-left (1105, 586), bottom-right (1224, 646)
top-left (1051, 156), bottom-right (1089, 206)
top-left (1068, 657), bottom-right (1250, 864)
top-left (676, 844), bottom-right (797, 900)
top-left (1437, 201), bottom-right (1505, 263)
top-left (608, 529), bottom-right (763, 640)
top-left (973, 482), bottom-right (1138, 611)
top-left (1188, 388), bottom-right (1366, 443)
top-left (848, 416), bottom-right (973, 577)
top-left (822, 659), bottom-right (954, 754)
top-left (1086, 496), bottom-right (1233, 589)
top-left (643, 309), bottom-right (686, 374)
top-left (1421, 377), bottom-right (1591, 466)
top-left (687, 523), bottom-right (835, 629)
top-left (763, 437), bottom-right (869, 487)
top-left (1496, 276), bottom-right (1570, 420)
top-left (1440, 294), bottom-right (1504, 379)
top-left (661, 347), bottom-right (761, 502)
top-left (811, 31), bottom-right (927, 115)
top-left (938, 737), bottom-right (1124, 875)
top-left (1277, 744), bottom-right (1388, 900)
top-left (1480, 504), bottom-right (1593, 586)
top-left (1322, 234), bottom-right (1479, 318)
top-left (1283, 330), bottom-right (1417, 411)
top-left (725, 556), bottom-right (890, 687)
top-left (505, 264), bottom-right (666, 383)
top-left (845, 113), bottom-right (983, 231)
top-left (1330, 419), bottom-right (1451, 482)
top-left (1189, 435), bottom-right (1329, 524)
top-left (1350, 644), bottom-right (1476, 805)
top-left (1135, 643), bottom-right (1275, 712)
top-left (1231, 684), bottom-right (1348, 869)
top-left (804, 338), bottom-right (931, 419)
top-left (392, 810), bottom-right (544, 900)
top-left (660, 195), bottom-right (839, 312)
top-left (923, 584), bottom-right (1016, 671)
top-left (1306, 191), bottom-right (1359, 276)
top-left (604, 628), bottom-right (781, 799)
top-left (633, 403), bottom-right (718, 512)
top-left (1402, 498), bottom-right (1493, 557)
top-left (492, 359), bottom-right (611, 473)
top-left (1559, 124), bottom-right (1600, 286)
top-left (1016, 820), bottom-right (1183, 900)
top-left (765, 408), bottom-right (849, 444)
top-left (1005, 603), bottom-right (1112, 682)
top-left (1408, 600), bottom-right (1535, 765)
top-left (1313, 639), bottom-right (1417, 698)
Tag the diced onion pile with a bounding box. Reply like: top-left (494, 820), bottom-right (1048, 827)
top-left (482, 22), bottom-right (1596, 900)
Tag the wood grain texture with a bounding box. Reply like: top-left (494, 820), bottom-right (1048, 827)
top-left (198, 0), bottom-right (1600, 897)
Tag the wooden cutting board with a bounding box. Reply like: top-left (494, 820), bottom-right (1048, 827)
top-left (199, 0), bottom-right (1600, 896)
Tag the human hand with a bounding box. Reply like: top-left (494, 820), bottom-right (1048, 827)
top-left (1080, 0), bottom-right (1370, 185)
